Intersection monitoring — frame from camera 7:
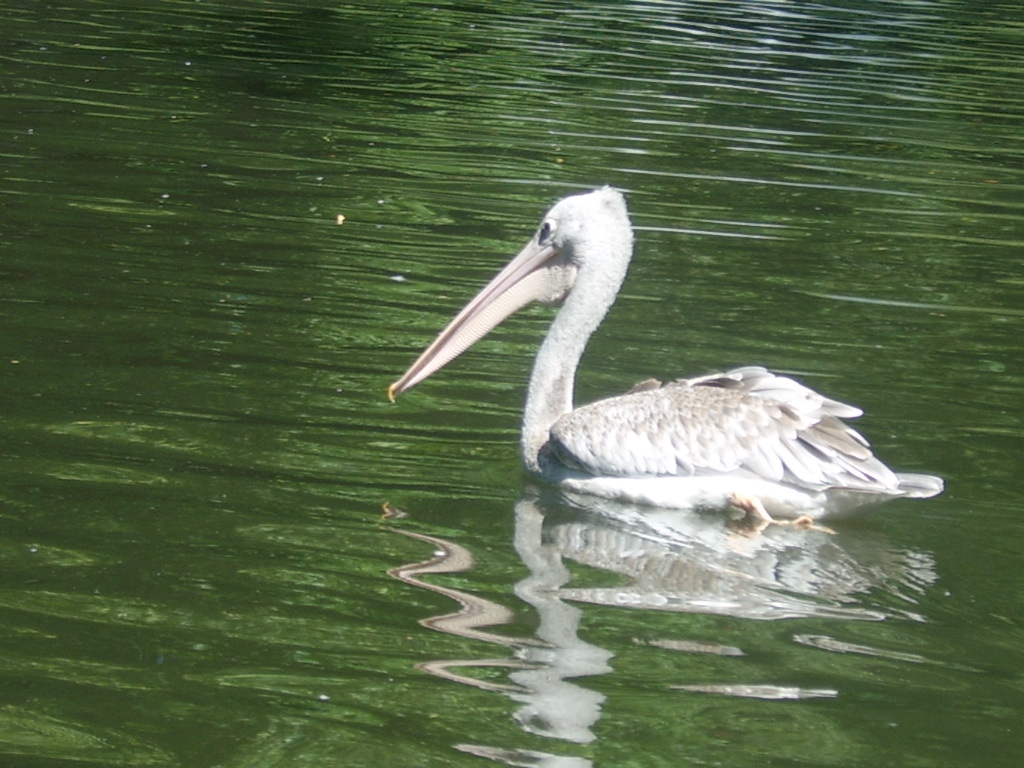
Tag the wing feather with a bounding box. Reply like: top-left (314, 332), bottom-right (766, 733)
top-left (549, 366), bottom-right (900, 492)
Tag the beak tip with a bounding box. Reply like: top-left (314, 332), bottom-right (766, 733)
top-left (387, 382), bottom-right (400, 403)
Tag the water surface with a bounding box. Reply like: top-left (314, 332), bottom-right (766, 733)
top-left (2, 1), bottom-right (1022, 766)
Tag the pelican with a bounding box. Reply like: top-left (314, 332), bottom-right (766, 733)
top-left (389, 187), bottom-right (942, 525)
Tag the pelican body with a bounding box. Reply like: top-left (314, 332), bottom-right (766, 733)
top-left (389, 188), bottom-right (942, 521)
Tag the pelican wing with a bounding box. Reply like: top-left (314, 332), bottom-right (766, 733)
top-left (548, 367), bottom-right (901, 491)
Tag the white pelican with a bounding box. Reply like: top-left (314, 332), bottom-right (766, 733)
top-left (389, 187), bottom-right (942, 524)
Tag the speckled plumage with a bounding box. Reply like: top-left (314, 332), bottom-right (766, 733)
top-left (550, 366), bottom-right (894, 490)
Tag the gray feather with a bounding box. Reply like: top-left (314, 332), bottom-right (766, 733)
top-left (549, 366), bottom-right (909, 493)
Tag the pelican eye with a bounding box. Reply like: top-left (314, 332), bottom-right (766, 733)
top-left (538, 219), bottom-right (556, 244)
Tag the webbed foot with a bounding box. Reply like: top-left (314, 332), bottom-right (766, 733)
top-left (727, 493), bottom-right (835, 535)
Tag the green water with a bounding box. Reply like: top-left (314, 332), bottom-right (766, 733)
top-left (2, 1), bottom-right (1022, 766)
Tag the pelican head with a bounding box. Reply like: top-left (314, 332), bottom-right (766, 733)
top-left (389, 186), bottom-right (632, 401)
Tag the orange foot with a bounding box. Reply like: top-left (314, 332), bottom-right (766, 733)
top-left (728, 492), bottom-right (835, 535)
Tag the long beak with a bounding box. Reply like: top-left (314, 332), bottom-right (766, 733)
top-left (389, 237), bottom-right (574, 401)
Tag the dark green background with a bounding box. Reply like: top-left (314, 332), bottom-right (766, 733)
top-left (2, 1), bottom-right (1021, 765)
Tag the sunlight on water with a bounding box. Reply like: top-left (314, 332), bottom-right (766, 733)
top-left (1, 0), bottom-right (1022, 766)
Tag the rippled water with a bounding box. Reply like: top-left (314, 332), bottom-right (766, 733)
top-left (2, 1), bottom-right (1022, 766)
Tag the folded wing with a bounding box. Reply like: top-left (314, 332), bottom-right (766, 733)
top-left (549, 366), bottom-right (902, 492)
